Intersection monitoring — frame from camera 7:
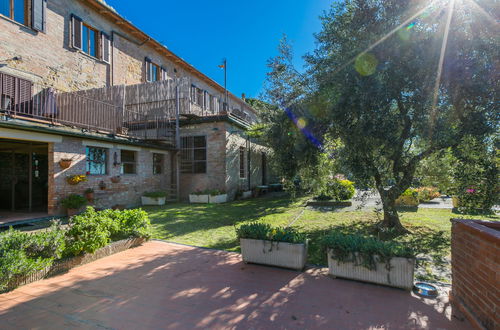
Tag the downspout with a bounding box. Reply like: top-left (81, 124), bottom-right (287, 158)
top-left (247, 135), bottom-right (251, 191)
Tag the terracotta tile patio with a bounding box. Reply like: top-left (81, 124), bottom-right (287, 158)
top-left (0, 240), bottom-right (469, 329)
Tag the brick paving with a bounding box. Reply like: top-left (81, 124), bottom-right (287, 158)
top-left (0, 240), bottom-right (469, 329)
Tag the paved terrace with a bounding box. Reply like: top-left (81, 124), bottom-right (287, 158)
top-left (0, 241), bottom-right (469, 329)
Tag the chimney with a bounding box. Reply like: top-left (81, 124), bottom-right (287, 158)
top-left (241, 93), bottom-right (246, 101)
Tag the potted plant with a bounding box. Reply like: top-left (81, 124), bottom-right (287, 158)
top-left (84, 188), bottom-right (94, 202)
top-left (66, 174), bottom-right (87, 185)
top-left (141, 191), bottom-right (166, 206)
top-left (59, 157), bottom-right (73, 169)
top-left (208, 189), bottom-right (228, 204)
top-left (236, 223), bottom-right (308, 270)
top-left (189, 190), bottom-right (209, 203)
top-left (99, 180), bottom-right (106, 190)
top-left (110, 176), bottom-right (121, 183)
top-left (60, 194), bottom-right (87, 217)
top-left (322, 232), bottom-right (416, 290)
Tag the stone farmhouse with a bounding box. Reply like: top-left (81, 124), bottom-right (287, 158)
top-left (0, 0), bottom-right (271, 222)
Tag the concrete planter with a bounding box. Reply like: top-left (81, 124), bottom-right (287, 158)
top-left (189, 194), bottom-right (209, 203)
top-left (327, 250), bottom-right (415, 290)
top-left (241, 191), bottom-right (252, 199)
top-left (240, 238), bottom-right (308, 270)
top-left (209, 194), bottom-right (228, 204)
top-left (141, 196), bottom-right (166, 206)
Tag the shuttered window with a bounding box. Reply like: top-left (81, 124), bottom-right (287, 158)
top-left (145, 57), bottom-right (160, 82)
top-left (120, 150), bottom-right (136, 174)
top-left (71, 14), bottom-right (109, 63)
top-left (0, 0), bottom-right (43, 27)
top-left (101, 32), bottom-right (111, 63)
top-left (0, 72), bottom-right (33, 113)
top-left (71, 14), bottom-right (83, 49)
top-left (31, 0), bottom-right (46, 32)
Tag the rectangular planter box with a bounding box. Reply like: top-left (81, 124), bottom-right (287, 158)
top-left (327, 250), bottom-right (415, 290)
top-left (189, 194), bottom-right (209, 203)
top-left (141, 196), bottom-right (166, 206)
top-left (241, 191), bottom-right (252, 199)
top-left (209, 194), bottom-right (228, 204)
top-left (240, 238), bottom-right (307, 270)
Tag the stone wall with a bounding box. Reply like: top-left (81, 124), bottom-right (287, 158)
top-left (0, 0), bottom-right (252, 114)
top-left (450, 219), bottom-right (499, 330)
top-left (49, 136), bottom-right (171, 215)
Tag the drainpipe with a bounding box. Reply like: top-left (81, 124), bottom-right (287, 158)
top-left (247, 135), bottom-right (251, 191)
top-left (175, 81), bottom-right (181, 200)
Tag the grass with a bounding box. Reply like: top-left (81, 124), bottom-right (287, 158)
top-left (146, 194), bottom-right (498, 282)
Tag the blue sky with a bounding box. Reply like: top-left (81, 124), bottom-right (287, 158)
top-left (105, 0), bottom-right (334, 98)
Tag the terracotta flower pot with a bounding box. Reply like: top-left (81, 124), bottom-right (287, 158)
top-left (59, 159), bottom-right (72, 169)
top-left (110, 176), bottom-right (121, 183)
top-left (85, 192), bottom-right (94, 202)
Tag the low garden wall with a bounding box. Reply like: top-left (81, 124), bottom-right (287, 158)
top-left (450, 218), bottom-right (499, 330)
top-left (3, 238), bottom-right (145, 293)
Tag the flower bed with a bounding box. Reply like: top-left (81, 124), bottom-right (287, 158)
top-left (322, 232), bottom-right (415, 290)
top-left (236, 223), bottom-right (307, 270)
top-left (0, 207), bottom-right (151, 292)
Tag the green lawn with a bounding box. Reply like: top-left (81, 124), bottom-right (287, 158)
top-left (147, 194), bottom-right (498, 282)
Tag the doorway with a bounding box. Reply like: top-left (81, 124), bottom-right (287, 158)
top-left (0, 138), bottom-right (48, 214)
top-left (261, 152), bottom-right (267, 185)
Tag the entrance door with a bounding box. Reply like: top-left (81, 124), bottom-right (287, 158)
top-left (0, 138), bottom-right (48, 212)
top-left (261, 152), bottom-right (267, 185)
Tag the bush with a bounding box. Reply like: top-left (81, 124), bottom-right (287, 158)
top-left (143, 191), bottom-right (166, 198)
top-left (236, 223), bottom-right (306, 244)
top-left (321, 232), bottom-right (415, 271)
top-left (0, 223), bottom-right (65, 291)
top-left (396, 187), bottom-right (440, 206)
top-left (64, 207), bottom-right (151, 256)
top-left (322, 179), bottom-right (355, 201)
top-left (60, 194), bottom-right (87, 209)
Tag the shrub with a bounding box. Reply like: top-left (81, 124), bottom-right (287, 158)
top-left (322, 179), bottom-right (355, 201)
top-left (0, 223), bottom-right (65, 291)
top-left (84, 188), bottom-right (94, 194)
top-left (65, 207), bottom-right (111, 256)
top-left (236, 223), bottom-right (306, 244)
top-left (60, 194), bottom-right (87, 209)
top-left (64, 207), bottom-right (151, 256)
top-left (415, 187), bottom-right (440, 202)
top-left (321, 232), bottom-right (415, 271)
top-left (143, 191), bottom-right (166, 198)
top-left (396, 187), bottom-right (440, 206)
top-left (191, 189), bottom-right (226, 196)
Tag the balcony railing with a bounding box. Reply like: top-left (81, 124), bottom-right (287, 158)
top-left (0, 73), bottom-right (256, 145)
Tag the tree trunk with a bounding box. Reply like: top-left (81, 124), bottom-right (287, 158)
top-left (378, 189), bottom-right (408, 234)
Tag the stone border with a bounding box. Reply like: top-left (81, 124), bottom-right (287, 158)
top-left (306, 200), bottom-right (352, 207)
top-left (2, 237), bottom-right (145, 293)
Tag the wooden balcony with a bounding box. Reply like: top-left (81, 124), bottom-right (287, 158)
top-left (0, 73), bottom-right (255, 146)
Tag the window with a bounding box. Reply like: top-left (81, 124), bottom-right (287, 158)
top-left (153, 153), bottom-right (163, 175)
top-left (239, 147), bottom-right (246, 178)
top-left (190, 85), bottom-right (204, 107)
top-left (71, 15), bottom-right (109, 61)
top-left (180, 136), bottom-right (206, 174)
top-left (1, 0), bottom-right (45, 30)
top-left (86, 147), bottom-right (107, 175)
top-left (121, 150), bottom-right (136, 174)
top-left (145, 58), bottom-right (165, 82)
top-left (82, 23), bottom-right (99, 57)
